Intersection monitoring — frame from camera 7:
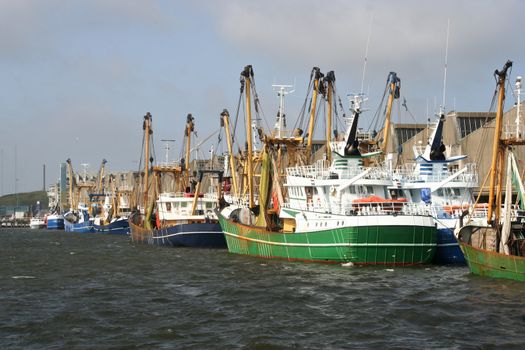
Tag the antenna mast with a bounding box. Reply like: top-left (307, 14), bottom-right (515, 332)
top-left (161, 139), bottom-right (175, 165)
top-left (360, 15), bottom-right (373, 94)
top-left (441, 18), bottom-right (450, 113)
top-left (516, 76), bottom-right (522, 137)
top-left (272, 84), bottom-right (294, 138)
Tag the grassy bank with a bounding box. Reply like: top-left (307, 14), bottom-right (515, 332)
top-left (0, 191), bottom-right (48, 207)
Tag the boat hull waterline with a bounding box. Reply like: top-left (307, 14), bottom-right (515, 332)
top-left (64, 219), bottom-right (95, 233)
top-left (433, 228), bottom-right (465, 264)
top-left (46, 215), bottom-right (64, 230)
top-left (218, 213), bottom-right (437, 265)
top-left (459, 242), bottom-right (525, 281)
top-left (130, 217), bottom-right (226, 248)
top-left (93, 219), bottom-right (130, 235)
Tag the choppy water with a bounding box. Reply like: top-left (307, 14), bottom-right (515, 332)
top-left (1, 229), bottom-right (525, 349)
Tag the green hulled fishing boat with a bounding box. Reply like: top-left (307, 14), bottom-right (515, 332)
top-left (218, 209), bottom-right (436, 264)
top-left (457, 60), bottom-right (525, 281)
top-left (459, 241), bottom-right (525, 281)
top-left (219, 67), bottom-right (437, 265)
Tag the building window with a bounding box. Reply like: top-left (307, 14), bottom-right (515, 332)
top-left (457, 116), bottom-right (494, 138)
top-left (396, 127), bottom-right (424, 145)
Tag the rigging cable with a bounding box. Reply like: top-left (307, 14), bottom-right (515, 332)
top-left (293, 68), bottom-right (315, 131)
top-left (367, 81), bottom-right (389, 134)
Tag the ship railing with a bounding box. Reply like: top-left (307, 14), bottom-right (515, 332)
top-left (285, 161), bottom-right (392, 181)
top-left (354, 166), bottom-right (392, 181)
top-left (394, 163), bottom-right (478, 184)
top-left (158, 192), bottom-right (186, 198)
top-left (433, 203), bottom-right (525, 222)
top-left (281, 201), bottom-right (432, 216)
top-left (285, 160), bottom-right (330, 178)
top-left (223, 194), bottom-right (259, 207)
top-left (340, 201), bottom-right (432, 216)
top-left (430, 204), bottom-right (483, 220)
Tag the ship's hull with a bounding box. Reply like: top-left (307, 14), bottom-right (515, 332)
top-left (93, 219), bottom-right (130, 235)
top-left (130, 215), bottom-right (226, 248)
top-left (433, 227), bottom-right (465, 264)
top-left (218, 212), bottom-right (437, 265)
top-left (64, 219), bottom-right (95, 233)
top-left (46, 215), bottom-right (64, 230)
top-left (459, 242), bottom-right (525, 281)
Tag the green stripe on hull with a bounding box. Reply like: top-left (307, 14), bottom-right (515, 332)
top-left (218, 215), bottom-right (436, 265)
top-left (460, 243), bottom-right (525, 281)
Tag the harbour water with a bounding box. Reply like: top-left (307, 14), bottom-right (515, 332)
top-left (1, 229), bottom-right (525, 349)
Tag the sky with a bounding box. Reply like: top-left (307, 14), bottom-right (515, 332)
top-left (0, 0), bottom-right (524, 194)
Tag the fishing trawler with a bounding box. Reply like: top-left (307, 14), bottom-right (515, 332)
top-left (63, 159), bottom-right (130, 234)
top-left (90, 164), bottom-right (130, 235)
top-left (63, 160), bottom-right (95, 233)
top-left (129, 113), bottom-right (226, 247)
top-left (64, 204), bottom-right (94, 232)
top-left (46, 182), bottom-right (64, 229)
top-left (456, 61), bottom-right (525, 281)
top-left (394, 111), bottom-right (479, 264)
top-left (91, 192), bottom-right (130, 235)
top-left (218, 66), bottom-right (437, 265)
top-left (46, 214), bottom-right (64, 230)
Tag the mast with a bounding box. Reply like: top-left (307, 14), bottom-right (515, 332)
top-left (272, 84), bottom-right (294, 138)
top-left (66, 158), bottom-right (74, 211)
top-left (516, 76), bottom-right (522, 138)
top-left (143, 113), bottom-right (152, 210)
top-left (324, 71), bottom-right (335, 163)
top-left (487, 60), bottom-right (512, 224)
top-left (381, 72), bottom-right (400, 155)
top-left (221, 109), bottom-right (239, 197)
top-left (96, 159), bottom-right (107, 193)
top-left (161, 139), bottom-right (175, 165)
top-left (241, 65), bottom-right (255, 208)
top-left (306, 67), bottom-right (323, 161)
top-left (191, 171), bottom-right (203, 215)
top-left (442, 18), bottom-right (450, 111)
top-left (110, 175), bottom-right (117, 220)
top-left (185, 114), bottom-right (194, 182)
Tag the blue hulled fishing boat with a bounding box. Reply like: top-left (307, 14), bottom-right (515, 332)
top-left (395, 111), bottom-right (480, 264)
top-left (129, 113), bottom-right (226, 248)
top-left (64, 206), bottom-right (95, 233)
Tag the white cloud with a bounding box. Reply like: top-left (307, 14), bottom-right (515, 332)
top-left (203, 0), bottom-right (524, 122)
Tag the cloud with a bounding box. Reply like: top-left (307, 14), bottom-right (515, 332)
top-left (2, 0), bottom-right (524, 193)
top-left (0, 0), bottom-right (171, 63)
top-left (203, 0), bottom-right (524, 125)
top-left (209, 0), bottom-right (521, 67)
